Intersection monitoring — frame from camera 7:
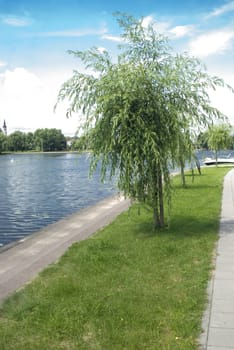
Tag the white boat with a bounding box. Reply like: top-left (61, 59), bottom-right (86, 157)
top-left (204, 157), bottom-right (234, 166)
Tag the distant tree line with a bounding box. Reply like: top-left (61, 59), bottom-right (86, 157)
top-left (1, 125), bottom-right (233, 155)
top-left (0, 128), bottom-right (67, 153)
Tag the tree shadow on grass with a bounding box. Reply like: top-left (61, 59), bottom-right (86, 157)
top-left (168, 215), bottom-right (219, 238)
top-left (135, 215), bottom-right (219, 241)
top-left (173, 183), bottom-right (220, 191)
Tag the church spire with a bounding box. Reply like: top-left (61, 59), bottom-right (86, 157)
top-left (3, 120), bottom-right (7, 135)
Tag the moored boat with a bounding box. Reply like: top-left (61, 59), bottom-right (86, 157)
top-left (204, 157), bottom-right (234, 166)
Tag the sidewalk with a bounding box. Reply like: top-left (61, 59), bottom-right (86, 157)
top-left (200, 168), bottom-right (234, 350)
top-left (0, 195), bottom-right (130, 303)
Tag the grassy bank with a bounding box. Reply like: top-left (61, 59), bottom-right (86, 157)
top-left (0, 167), bottom-right (230, 350)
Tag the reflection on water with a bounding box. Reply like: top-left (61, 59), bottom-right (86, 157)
top-left (0, 153), bottom-right (115, 246)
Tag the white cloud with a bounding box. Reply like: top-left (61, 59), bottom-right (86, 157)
top-left (2, 68), bottom-right (42, 97)
top-left (31, 27), bottom-right (107, 38)
top-left (0, 60), bottom-right (7, 67)
top-left (154, 21), bottom-right (171, 34)
top-left (189, 29), bottom-right (234, 57)
top-left (209, 86), bottom-right (234, 123)
top-left (102, 34), bottom-right (123, 42)
top-left (206, 1), bottom-right (234, 18)
top-left (142, 15), bottom-right (171, 34)
top-left (206, 71), bottom-right (234, 123)
top-left (97, 47), bottom-right (107, 53)
top-left (0, 68), bottom-right (80, 136)
top-left (142, 15), bottom-right (154, 28)
top-left (2, 16), bottom-right (32, 27)
top-left (169, 25), bottom-right (195, 38)
top-left (142, 15), bottom-right (195, 38)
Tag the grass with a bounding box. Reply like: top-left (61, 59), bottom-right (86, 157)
top-left (0, 167), bottom-right (230, 350)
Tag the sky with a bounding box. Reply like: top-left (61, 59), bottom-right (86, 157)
top-left (0, 0), bottom-right (234, 136)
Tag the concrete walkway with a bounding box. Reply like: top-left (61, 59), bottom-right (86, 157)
top-left (200, 168), bottom-right (234, 350)
top-left (0, 195), bottom-right (130, 303)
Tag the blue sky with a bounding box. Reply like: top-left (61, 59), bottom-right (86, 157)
top-left (0, 0), bottom-right (234, 136)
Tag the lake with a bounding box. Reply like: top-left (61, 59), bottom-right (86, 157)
top-left (0, 153), bottom-right (116, 247)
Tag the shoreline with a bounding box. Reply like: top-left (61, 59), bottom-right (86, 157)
top-left (0, 150), bottom-right (82, 155)
top-left (0, 194), bottom-right (120, 254)
top-left (0, 194), bottom-right (130, 302)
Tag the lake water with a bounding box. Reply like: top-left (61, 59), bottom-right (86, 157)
top-left (0, 153), bottom-right (116, 247)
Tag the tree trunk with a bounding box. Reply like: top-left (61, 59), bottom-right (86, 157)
top-left (195, 156), bottom-right (201, 175)
top-left (153, 206), bottom-right (160, 229)
top-left (158, 170), bottom-right (164, 227)
top-left (180, 158), bottom-right (186, 187)
top-left (153, 169), bottom-right (164, 229)
top-left (215, 150), bottom-right (218, 167)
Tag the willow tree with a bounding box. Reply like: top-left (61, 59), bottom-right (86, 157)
top-left (207, 124), bottom-right (232, 165)
top-left (56, 14), bottom-right (230, 228)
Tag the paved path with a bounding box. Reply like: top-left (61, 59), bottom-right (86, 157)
top-left (200, 168), bottom-right (234, 349)
top-left (0, 195), bottom-right (130, 303)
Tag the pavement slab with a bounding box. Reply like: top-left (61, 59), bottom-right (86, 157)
top-left (200, 169), bottom-right (234, 349)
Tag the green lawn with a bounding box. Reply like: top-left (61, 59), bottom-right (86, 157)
top-left (0, 167), bottom-right (230, 350)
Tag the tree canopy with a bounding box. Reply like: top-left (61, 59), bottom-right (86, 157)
top-left (56, 14), bottom-right (233, 228)
top-left (207, 124), bottom-right (232, 164)
top-left (34, 128), bottom-right (67, 152)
